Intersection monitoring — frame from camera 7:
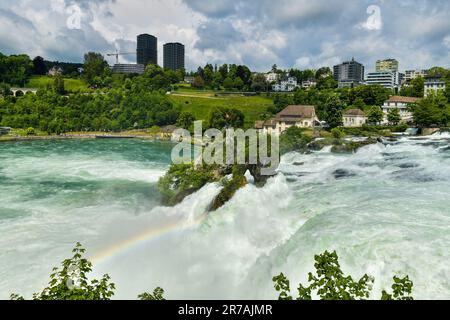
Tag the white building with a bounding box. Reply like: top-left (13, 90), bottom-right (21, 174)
top-left (184, 76), bottom-right (195, 84)
top-left (265, 72), bottom-right (279, 83)
top-left (405, 69), bottom-right (428, 82)
top-left (272, 77), bottom-right (299, 92)
top-left (366, 71), bottom-right (404, 90)
top-left (255, 105), bottom-right (319, 135)
top-left (301, 79), bottom-right (317, 89)
top-left (343, 109), bottom-right (368, 127)
top-left (381, 96), bottom-right (420, 124)
top-left (48, 66), bottom-right (63, 76)
top-left (424, 75), bottom-right (446, 97)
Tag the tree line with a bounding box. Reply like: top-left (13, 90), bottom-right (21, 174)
top-left (0, 52), bottom-right (84, 87)
top-left (0, 67), bottom-right (182, 133)
top-left (187, 63), bottom-right (338, 92)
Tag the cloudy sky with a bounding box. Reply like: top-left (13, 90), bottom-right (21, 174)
top-left (0, 0), bottom-right (449, 72)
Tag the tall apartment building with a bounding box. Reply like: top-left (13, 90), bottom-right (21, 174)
top-left (163, 42), bottom-right (185, 71)
top-left (333, 58), bottom-right (365, 88)
top-left (376, 59), bottom-right (399, 72)
top-left (137, 34), bottom-right (157, 66)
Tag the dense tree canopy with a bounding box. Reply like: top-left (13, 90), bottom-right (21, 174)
top-left (411, 92), bottom-right (450, 127)
top-left (323, 95), bottom-right (344, 129)
top-left (367, 106), bottom-right (384, 125)
top-left (176, 112), bottom-right (196, 130)
top-left (32, 56), bottom-right (47, 75)
top-left (387, 108), bottom-right (401, 125)
top-left (400, 77), bottom-right (425, 98)
top-left (83, 52), bottom-right (110, 86)
top-left (0, 75), bottom-right (180, 133)
top-left (0, 53), bottom-right (33, 86)
top-left (208, 107), bottom-right (245, 129)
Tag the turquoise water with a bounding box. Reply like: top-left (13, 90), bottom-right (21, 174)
top-left (0, 136), bottom-right (449, 299)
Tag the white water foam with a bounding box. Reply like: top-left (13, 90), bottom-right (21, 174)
top-left (1, 137), bottom-right (450, 300)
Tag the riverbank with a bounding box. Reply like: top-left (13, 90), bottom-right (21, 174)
top-left (0, 126), bottom-right (444, 143)
top-left (0, 131), bottom-right (174, 142)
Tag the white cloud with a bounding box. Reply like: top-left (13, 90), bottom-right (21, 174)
top-left (294, 57), bottom-right (311, 69)
top-left (0, 0), bottom-right (449, 72)
top-left (442, 35), bottom-right (450, 49)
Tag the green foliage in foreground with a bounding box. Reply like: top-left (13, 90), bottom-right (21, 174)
top-left (10, 244), bottom-right (413, 301)
top-left (273, 251), bottom-right (414, 300)
top-left (138, 288), bottom-right (166, 301)
top-left (10, 243), bottom-right (163, 301)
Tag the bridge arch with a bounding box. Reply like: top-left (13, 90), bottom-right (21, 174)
top-left (10, 88), bottom-right (38, 97)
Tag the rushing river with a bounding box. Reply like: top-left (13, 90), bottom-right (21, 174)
top-left (0, 136), bottom-right (449, 300)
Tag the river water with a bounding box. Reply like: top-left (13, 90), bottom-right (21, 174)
top-left (0, 136), bottom-right (449, 299)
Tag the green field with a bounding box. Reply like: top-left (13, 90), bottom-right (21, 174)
top-left (168, 90), bottom-right (273, 128)
top-left (26, 76), bottom-right (89, 93)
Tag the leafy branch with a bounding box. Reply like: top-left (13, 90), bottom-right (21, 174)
top-left (273, 251), bottom-right (413, 300)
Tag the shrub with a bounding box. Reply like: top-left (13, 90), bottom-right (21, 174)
top-left (273, 251), bottom-right (414, 300)
top-left (280, 126), bottom-right (313, 155)
top-left (26, 127), bottom-right (35, 136)
top-left (331, 127), bottom-right (345, 139)
top-left (11, 243), bottom-right (164, 300)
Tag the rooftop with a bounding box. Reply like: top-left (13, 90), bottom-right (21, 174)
top-left (344, 109), bottom-right (367, 116)
top-left (425, 73), bottom-right (443, 79)
top-left (276, 105), bottom-right (316, 119)
top-left (386, 96), bottom-right (421, 104)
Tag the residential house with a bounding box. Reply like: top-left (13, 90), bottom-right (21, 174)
top-left (265, 72), bottom-right (279, 83)
top-left (381, 96), bottom-right (420, 124)
top-left (301, 79), bottom-right (317, 89)
top-left (255, 105), bottom-right (319, 135)
top-left (424, 75), bottom-right (446, 97)
top-left (184, 76), bottom-right (195, 84)
top-left (48, 66), bottom-right (63, 76)
top-left (272, 76), bottom-right (299, 92)
top-left (343, 109), bottom-right (368, 127)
